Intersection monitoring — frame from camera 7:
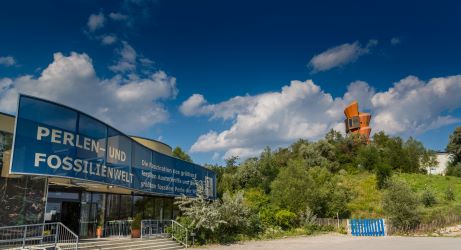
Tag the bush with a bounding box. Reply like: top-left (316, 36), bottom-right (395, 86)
top-left (299, 206), bottom-right (317, 227)
top-left (259, 205), bottom-right (278, 227)
top-left (421, 188), bottom-right (437, 207)
top-left (446, 162), bottom-right (461, 177)
top-left (271, 163), bottom-right (352, 218)
top-left (382, 180), bottom-right (421, 230)
top-left (132, 214), bottom-right (142, 230)
top-left (375, 163), bottom-right (392, 189)
top-left (445, 186), bottom-right (455, 201)
top-left (274, 210), bottom-right (297, 229)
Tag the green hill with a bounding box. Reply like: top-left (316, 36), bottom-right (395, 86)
top-left (346, 173), bottom-right (461, 222)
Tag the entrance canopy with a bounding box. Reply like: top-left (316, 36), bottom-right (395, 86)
top-left (9, 95), bottom-right (216, 199)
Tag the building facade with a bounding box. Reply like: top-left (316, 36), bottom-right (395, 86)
top-left (0, 95), bottom-right (216, 238)
top-left (427, 152), bottom-right (451, 175)
top-left (344, 101), bottom-right (372, 140)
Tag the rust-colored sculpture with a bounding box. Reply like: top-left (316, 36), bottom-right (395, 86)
top-left (344, 101), bottom-right (371, 140)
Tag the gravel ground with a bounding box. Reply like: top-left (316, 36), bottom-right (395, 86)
top-left (195, 233), bottom-right (461, 250)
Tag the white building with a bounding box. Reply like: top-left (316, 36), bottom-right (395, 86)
top-left (427, 152), bottom-right (451, 175)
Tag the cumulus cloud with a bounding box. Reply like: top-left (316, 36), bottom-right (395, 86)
top-left (184, 75), bottom-right (461, 159)
top-left (109, 12), bottom-right (129, 21)
top-left (180, 94), bottom-right (253, 120)
top-left (101, 34), bottom-right (117, 45)
top-left (309, 40), bottom-right (378, 72)
top-left (0, 56), bottom-right (16, 67)
top-left (109, 41), bottom-right (137, 73)
top-left (390, 37), bottom-right (401, 45)
top-left (87, 13), bottom-right (105, 32)
top-left (0, 52), bottom-right (177, 133)
top-left (371, 75), bottom-right (461, 134)
top-left (188, 80), bottom-right (348, 157)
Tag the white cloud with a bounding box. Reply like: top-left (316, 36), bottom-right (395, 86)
top-left (109, 41), bottom-right (138, 73)
top-left (188, 80), bottom-right (347, 157)
top-left (0, 52), bottom-right (177, 133)
top-left (180, 94), bottom-right (254, 120)
top-left (101, 35), bottom-right (117, 45)
top-left (371, 75), bottom-right (461, 134)
top-left (185, 75), bottom-right (461, 159)
top-left (139, 57), bottom-right (154, 66)
top-left (109, 12), bottom-right (129, 21)
top-left (0, 56), bottom-right (16, 67)
top-left (390, 37), bottom-right (401, 45)
top-left (309, 40), bottom-right (377, 72)
top-left (87, 13), bottom-right (105, 32)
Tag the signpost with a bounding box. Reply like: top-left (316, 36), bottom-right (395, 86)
top-left (9, 95), bottom-right (216, 199)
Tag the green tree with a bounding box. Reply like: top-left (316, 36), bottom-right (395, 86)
top-left (356, 144), bottom-right (381, 171)
top-left (446, 127), bottom-right (461, 176)
top-left (446, 162), bottom-right (461, 177)
top-left (373, 132), bottom-right (412, 172)
top-left (270, 159), bottom-right (312, 213)
top-left (403, 137), bottom-right (426, 173)
top-left (325, 129), bottom-right (344, 145)
top-left (271, 161), bottom-right (351, 217)
top-left (172, 146), bottom-right (193, 162)
top-left (447, 126), bottom-right (461, 164)
top-left (235, 158), bottom-right (262, 189)
top-left (375, 163), bottom-right (392, 189)
top-left (257, 147), bottom-right (279, 193)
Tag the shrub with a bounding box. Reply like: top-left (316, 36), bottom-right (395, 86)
top-left (299, 206), bottom-right (317, 227)
top-left (271, 163), bottom-right (352, 218)
top-left (446, 162), bottom-right (461, 177)
top-left (445, 186), bottom-right (455, 201)
top-left (175, 181), bottom-right (225, 234)
top-left (356, 145), bottom-right (381, 171)
top-left (382, 180), bottom-right (420, 230)
top-left (274, 210), bottom-right (297, 229)
top-left (375, 163), bottom-right (392, 189)
top-left (219, 191), bottom-right (251, 229)
top-left (421, 188), bottom-right (437, 207)
top-left (132, 214), bottom-right (142, 230)
top-left (259, 205), bottom-right (279, 227)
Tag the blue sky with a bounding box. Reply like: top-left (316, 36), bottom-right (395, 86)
top-left (1, 0), bottom-right (461, 164)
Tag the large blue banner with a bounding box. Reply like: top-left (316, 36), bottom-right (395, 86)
top-left (10, 95), bottom-right (216, 199)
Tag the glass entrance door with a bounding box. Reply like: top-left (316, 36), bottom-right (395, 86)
top-left (45, 191), bottom-right (81, 235)
top-left (79, 192), bottom-right (106, 238)
top-left (61, 201), bottom-right (80, 234)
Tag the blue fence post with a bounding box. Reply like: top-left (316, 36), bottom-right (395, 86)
top-left (355, 219), bottom-right (358, 236)
top-left (356, 219), bottom-right (360, 236)
top-left (371, 219), bottom-right (375, 236)
top-left (374, 219), bottom-right (378, 236)
top-left (372, 219), bottom-right (378, 236)
top-left (365, 219), bottom-right (370, 236)
top-left (351, 219), bottom-right (355, 236)
top-left (363, 219), bottom-right (367, 236)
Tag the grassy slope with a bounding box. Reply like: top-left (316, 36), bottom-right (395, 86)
top-left (345, 173), bottom-right (461, 221)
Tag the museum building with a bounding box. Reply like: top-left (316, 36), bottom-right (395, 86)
top-left (0, 95), bottom-right (216, 238)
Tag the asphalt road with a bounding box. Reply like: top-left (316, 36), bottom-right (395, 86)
top-left (195, 233), bottom-right (461, 250)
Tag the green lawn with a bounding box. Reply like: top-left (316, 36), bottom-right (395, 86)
top-left (345, 172), bottom-right (461, 221)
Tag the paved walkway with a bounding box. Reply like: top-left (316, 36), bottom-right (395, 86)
top-left (195, 233), bottom-right (461, 250)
